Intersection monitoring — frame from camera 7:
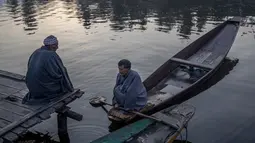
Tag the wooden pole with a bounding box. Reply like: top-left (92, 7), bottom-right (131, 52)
top-left (57, 113), bottom-right (70, 143)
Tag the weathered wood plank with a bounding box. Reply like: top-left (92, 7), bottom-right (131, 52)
top-left (11, 89), bottom-right (28, 99)
top-left (170, 57), bottom-right (213, 70)
top-left (0, 119), bottom-right (11, 128)
top-left (3, 132), bottom-right (19, 142)
top-left (12, 127), bottom-right (26, 135)
top-left (53, 102), bottom-right (65, 109)
top-left (0, 85), bottom-right (19, 96)
top-left (0, 70), bottom-right (25, 81)
top-left (57, 113), bottom-right (70, 143)
top-left (0, 93), bottom-right (8, 100)
top-left (0, 77), bottom-right (26, 90)
top-left (21, 117), bottom-right (42, 128)
top-left (0, 102), bottom-right (31, 116)
top-left (74, 92), bottom-right (84, 98)
top-left (3, 96), bottom-right (42, 111)
top-left (62, 97), bottom-right (74, 104)
top-left (0, 89), bottom-right (81, 137)
top-left (39, 108), bottom-right (55, 120)
top-left (0, 108), bottom-right (23, 123)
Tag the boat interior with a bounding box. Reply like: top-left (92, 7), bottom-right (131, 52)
top-left (144, 18), bottom-right (240, 107)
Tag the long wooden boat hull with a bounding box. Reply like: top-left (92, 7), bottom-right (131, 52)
top-left (91, 103), bottom-right (195, 143)
top-left (107, 16), bottom-right (241, 123)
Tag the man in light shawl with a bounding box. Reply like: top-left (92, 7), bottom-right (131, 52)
top-left (112, 59), bottom-right (148, 113)
top-left (22, 35), bottom-right (74, 105)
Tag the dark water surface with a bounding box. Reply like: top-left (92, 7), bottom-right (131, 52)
top-left (1, 0), bottom-right (255, 142)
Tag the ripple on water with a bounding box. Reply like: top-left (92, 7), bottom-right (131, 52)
top-left (51, 124), bottom-right (108, 142)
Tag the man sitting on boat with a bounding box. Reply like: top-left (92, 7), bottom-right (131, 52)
top-left (112, 59), bottom-right (148, 115)
top-left (22, 35), bottom-right (74, 105)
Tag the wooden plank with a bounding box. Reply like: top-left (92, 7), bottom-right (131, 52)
top-left (39, 108), bottom-right (55, 120)
top-left (170, 57), bottom-right (213, 70)
top-left (0, 70), bottom-right (25, 81)
top-left (0, 93), bottom-right (8, 100)
top-left (3, 96), bottom-right (42, 111)
top-left (12, 126), bottom-right (26, 135)
top-left (54, 102), bottom-right (65, 109)
top-left (0, 102), bottom-right (32, 116)
top-left (0, 77), bottom-right (26, 90)
top-left (0, 108), bottom-right (23, 123)
top-left (0, 89), bottom-right (82, 136)
top-left (0, 85), bottom-right (19, 96)
top-left (0, 119), bottom-right (11, 128)
top-left (3, 132), bottom-right (19, 141)
top-left (63, 97), bottom-right (74, 104)
top-left (11, 89), bottom-right (29, 98)
top-left (57, 113), bottom-right (70, 143)
top-left (74, 91), bottom-right (84, 98)
top-left (21, 117), bottom-right (42, 128)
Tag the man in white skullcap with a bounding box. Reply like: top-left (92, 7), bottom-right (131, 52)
top-left (23, 35), bottom-right (74, 105)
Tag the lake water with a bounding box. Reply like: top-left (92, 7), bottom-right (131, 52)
top-left (0, 0), bottom-right (255, 142)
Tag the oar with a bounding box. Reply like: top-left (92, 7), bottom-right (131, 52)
top-left (89, 96), bottom-right (179, 130)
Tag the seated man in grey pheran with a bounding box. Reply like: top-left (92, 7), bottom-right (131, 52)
top-left (112, 59), bottom-right (148, 113)
top-left (22, 35), bottom-right (74, 105)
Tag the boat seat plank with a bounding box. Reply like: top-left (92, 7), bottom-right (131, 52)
top-left (170, 57), bottom-right (213, 70)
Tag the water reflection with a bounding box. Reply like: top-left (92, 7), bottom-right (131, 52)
top-left (21, 0), bottom-right (38, 34)
top-left (1, 0), bottom-right (255, 37)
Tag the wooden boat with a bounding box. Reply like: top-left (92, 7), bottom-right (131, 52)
top-left (107, 16), bottom-right (241, 123)
top-left (91, 103), bottom-right (195, 143)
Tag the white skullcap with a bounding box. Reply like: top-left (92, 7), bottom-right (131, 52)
top-left (43, 35), bottom-right (58, 46)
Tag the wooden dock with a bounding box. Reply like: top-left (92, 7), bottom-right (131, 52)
top-left (0, 70), bottom-right (85, 143)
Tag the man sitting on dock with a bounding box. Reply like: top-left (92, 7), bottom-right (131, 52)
top-left (22, 35), bottom-right (74, 105)
top-left (112, 59), bottom-right (148, 114)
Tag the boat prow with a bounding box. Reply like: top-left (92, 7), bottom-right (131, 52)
top-left (107, 16), bottom-right (241, 123)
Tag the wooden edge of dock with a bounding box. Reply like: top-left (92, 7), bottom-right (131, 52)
top-left (0, 70), bottom-right (85, 143)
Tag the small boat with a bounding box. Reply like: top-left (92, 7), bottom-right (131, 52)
top-left (90, 103), bottom-right (195, 143)
top-left (107, 16), bottom-right (241, 123)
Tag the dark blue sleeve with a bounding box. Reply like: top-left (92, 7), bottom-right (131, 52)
top-left (46, 54), bottom-right (74, 92)
top-left (123, 75), bottom-right (140, 110)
